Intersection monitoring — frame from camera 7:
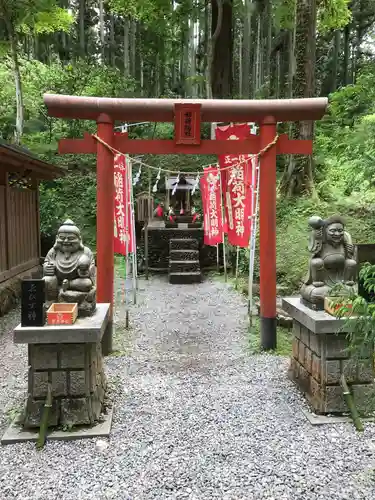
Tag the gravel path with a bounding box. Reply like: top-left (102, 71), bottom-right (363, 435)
top-left (1, 275), bottom-right (375, 500)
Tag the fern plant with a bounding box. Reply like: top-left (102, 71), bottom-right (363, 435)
top-left (331, 264), bottom-right (375, 360)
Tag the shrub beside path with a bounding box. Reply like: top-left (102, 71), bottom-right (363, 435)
top-left (0, 275), bottom-right (375, 499)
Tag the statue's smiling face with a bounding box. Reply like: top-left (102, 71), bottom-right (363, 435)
top-left (326, 223), bottom-right (344, 245)
top-left (56, 232), bottom-right (81, 253)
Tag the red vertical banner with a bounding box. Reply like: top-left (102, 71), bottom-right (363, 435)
top-left (114, 154), bottom-right (134, 255)
top-left (200, 177), bottom-right (209, 244)
top-left (201, 166), bottom-right (223, 246)
top-left (215, 124), bottom-right (258, 248)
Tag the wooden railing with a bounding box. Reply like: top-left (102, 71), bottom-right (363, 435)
top-left (0, 185), bottom-right (40, 283)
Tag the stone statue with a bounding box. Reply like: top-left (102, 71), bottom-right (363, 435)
top-left (43, 219), bottom-right (96, 317)
top-left (300, 215), bottom-right (357, 309)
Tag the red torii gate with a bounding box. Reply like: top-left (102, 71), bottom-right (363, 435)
top-left (43, 94), bottom-right (328, 354)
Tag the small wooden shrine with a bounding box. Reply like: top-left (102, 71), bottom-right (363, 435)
top-left (165, 174), bottom-right (198, 214)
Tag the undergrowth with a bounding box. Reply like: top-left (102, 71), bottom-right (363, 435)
top-left (248, 318), bottom-right (292, 356)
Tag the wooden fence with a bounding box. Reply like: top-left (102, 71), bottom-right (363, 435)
top-left (0, 185), bottom-right (40, 284)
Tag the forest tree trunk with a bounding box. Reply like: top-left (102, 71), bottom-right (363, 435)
top-left (79, 0), bottom-right (85, 58)
top-left (3, 13), bottom-right (23, 144)
top-left (211, 0), bottom-right (233, 98)
top-left (99, 0), bottom-right (105, 63)
top-left (242, 0), bottom-right (252, 98)
top-left (130, 20), bottom-right (136, 78)
top-left (123, 17), bottom-right (130, 76)
top-left (331, 30), bottom-right (341, 93)
top-left (110, 14), bottom-right (115, 67)
top-left (264, 0), bottom-right (272, 94)
top-left (343, 25), bottom-right (350, 85)
top-left (281, 0), bottom-right (317, 197)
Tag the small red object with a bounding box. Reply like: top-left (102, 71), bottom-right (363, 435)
top-left (155, 204), bottom-right (163, 217)
top-left (174, 104), bottom-right (201, 145)
top-left (47, 303), bottom-right (78, 325)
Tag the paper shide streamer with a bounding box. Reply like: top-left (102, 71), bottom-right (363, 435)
top-left (172, 173), bottom-right (180, 196)
top-left (191, 173), bottom-right (200, 195)
top-left (133, 164), bottom-right (142, 186)
top-left (152, 168), bottom-right (161, 193)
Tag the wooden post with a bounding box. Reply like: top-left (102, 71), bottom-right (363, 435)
top-left (145, 221), bottom-right (149, 280)
top-left (31, 178), bottom-right (42, 260)
top-left (0, 171), bottom-right (9, 272)
top-left (166, 176), bottom-right (170, 209)
top-left (259, 117), bottom-right (277, 350)
top-left (96, 114), bottom-right (114, 355)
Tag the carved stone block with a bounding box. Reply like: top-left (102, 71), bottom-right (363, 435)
top-left (15, 304), bottom-right (110, 429)
top-left (284, 297), bottom-right (375, 415)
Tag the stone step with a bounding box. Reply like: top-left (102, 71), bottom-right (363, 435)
top-left (174, 215), bottom-right (194, 223)
top-left (169, 249), bottom-right (199, 261)
top-left (169, 272), bottom-right (202, 284)
top-left (169, 260), bottom-right (201, 273)
top-left (170, 238), bottom-right (199, 251)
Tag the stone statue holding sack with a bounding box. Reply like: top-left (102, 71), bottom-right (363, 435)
top-left (43, 219), bottom-right (96, 317)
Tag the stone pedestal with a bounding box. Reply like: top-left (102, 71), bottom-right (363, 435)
top-left (14, 304), bottom-right (110, 428)
top-left (282, 298), bottom-right (375, 415)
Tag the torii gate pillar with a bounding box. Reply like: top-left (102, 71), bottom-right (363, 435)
top-left (96, 113), bottom-right (114, 355)
top-left (259, 117), bottom-right (277, 349)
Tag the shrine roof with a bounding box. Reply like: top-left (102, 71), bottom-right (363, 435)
top-left (0, 141), bottom-right (66, 180)
top-left (43, 94), bottom-right (328, 123)
top-left (166, 175), bottom-right (198, 191)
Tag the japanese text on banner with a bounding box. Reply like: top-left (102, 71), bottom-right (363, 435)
top-left (201, 166), bottom-right (223, 246)
top-left (114, 154), bottom-right (134, 255)
top-left (215, 124), bottom-right (257, 248)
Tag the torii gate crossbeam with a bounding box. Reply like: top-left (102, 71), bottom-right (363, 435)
top-left (43, 94), bottom-right (328, 354)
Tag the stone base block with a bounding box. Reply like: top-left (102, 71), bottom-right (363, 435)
top-left (283, 297), bottom-right (375, 416)
top-left (23, 398), bottom-right (60, 428)
top-left (1, 407), bottom-right (114, 445)
top-left (13, 305), bottom-right (110, 430)
top-left (23, 341), bottom-right (107, 428)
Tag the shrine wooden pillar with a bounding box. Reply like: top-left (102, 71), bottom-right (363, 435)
top-left (96, 114), bottom-right (114, 355)
top-left (259, 117), bottom-right (277, 349)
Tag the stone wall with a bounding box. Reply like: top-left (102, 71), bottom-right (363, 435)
top-left (24, 341), bottom-right (106, 428)
top-left (144, 227), bottom-right (220, 271)
top-left (290, 321), bottom-right (375, 414)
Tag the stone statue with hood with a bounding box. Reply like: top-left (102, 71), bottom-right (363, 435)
top-left (300, 215), bottom-right (357, 309)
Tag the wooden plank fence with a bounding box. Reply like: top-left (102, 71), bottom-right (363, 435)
top-left (0, 185), bottom-right (40, 283)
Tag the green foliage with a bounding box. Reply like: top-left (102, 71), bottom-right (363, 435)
top-left (317, 0), bottom-right (352, 32)
top-left (273, 0), bottom-right (296, 30)
top-left (248, 318), bottom-right (292, 356)
top-left (19, 5), bottom-right (74, 34)
top-left (315, 64), bottom-right (375, 206)
top-left (0, 58), bottom-right (136, 145)
top-left (39, 172), bottom-right (97, 248)
top-left (109, 0), bottom-right (173, 35)
top-left (0, 0), bottom-right (74, 34)
top-left (0, 57), bottom-right (138, 247)
top-left (274, 0), bottom-right (351, 31)
top-left (332, 264), bottom-right (375, 362)
top-left (109, 0), bottom-right (170, 22)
